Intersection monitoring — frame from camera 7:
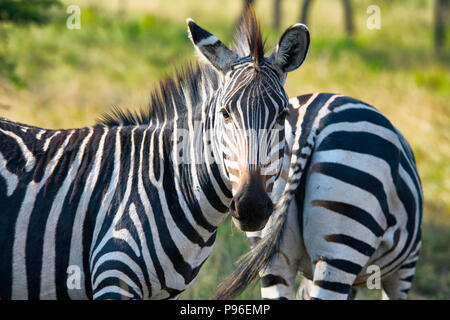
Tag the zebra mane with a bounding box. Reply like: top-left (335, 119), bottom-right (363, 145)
top-left (99, 7), bottom-right (265, 127)
top-left (233, 6), bottom-right (266, 65)
top-left (98, 62), bottom-right (219, 127)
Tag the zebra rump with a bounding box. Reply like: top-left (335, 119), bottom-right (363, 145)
top-left (214, 93), bottom-right (423, 300)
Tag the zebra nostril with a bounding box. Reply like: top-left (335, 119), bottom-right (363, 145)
top-left (229, 199), bottom-right (236, 213)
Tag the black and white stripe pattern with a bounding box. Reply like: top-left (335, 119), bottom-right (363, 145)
top-left (0, 119), bottom-right (220, 299)
top-left (0, 12), bottom-right (308, 299)
top-left (214, 93), bottom-right (422, 300)
top-left (251, 93), bottom-right (423, 300)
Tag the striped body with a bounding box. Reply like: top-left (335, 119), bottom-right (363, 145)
top-left (0, 118), bottom-right (232, 299)
top-left (251, 93), bottom-right (423, 300)
top-left (1, 11), bottom-right (313, 300)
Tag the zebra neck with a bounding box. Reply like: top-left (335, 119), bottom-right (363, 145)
top-left (167, 104), bottom-right (233, 236)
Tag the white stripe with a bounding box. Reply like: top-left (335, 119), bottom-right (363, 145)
top-left (43, 131), bottom-right (60, 151)
top-left (171, 107), bottom-right (217, 241)
top-left (36, 130), bottom-right (45, 140)
top-left (40, 128), bottom-right (94, 299)
top-left (196, 35), bottom-right (219, 47)
top-left (141, 127), bottom-right (184, 290)
top-left (12, 130), bottom-right (74, 299)
top-left (91, 127), bottom-right (137, 263)
top-left (90, 127), bottom-right (122, 259)
top-left (68, 127), bottom-right (108, 299)
top-left (91, 251), bottom-right (143, 286)
top-left (0, 152), bottom-right (19, 196)
top-left (93, 270), bottom-right (142, 299)
top-left (93, 286), bottom-right (134, 299)
top-left (127, 203), bottom-right (153, 298)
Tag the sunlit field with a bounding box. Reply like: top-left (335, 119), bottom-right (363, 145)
top-left (0, 0), bottom-right (448, 299)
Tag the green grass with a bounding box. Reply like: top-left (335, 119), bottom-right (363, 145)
top-left (0, 0), bottom-right (448, 300)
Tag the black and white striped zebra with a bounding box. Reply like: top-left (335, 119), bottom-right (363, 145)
top-left (0, 12), bottom-right (310, 299)
top-left (214, 93), bottom-right (423, 300)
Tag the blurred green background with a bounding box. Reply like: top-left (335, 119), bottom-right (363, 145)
top-left (0, 0), bottom-right (448, 299)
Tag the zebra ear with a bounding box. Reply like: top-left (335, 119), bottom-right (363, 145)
top-left (187, 18), bottom-right (239, 73)
top-left (269, 23), bottom-right (310, 73)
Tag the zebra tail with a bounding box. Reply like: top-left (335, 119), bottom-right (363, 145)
top-left (212, 164), bottom-right (300, 300)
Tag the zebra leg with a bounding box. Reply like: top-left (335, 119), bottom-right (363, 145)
top-left (301, 183), bottom-right (376, 299)
top-left (295, 278), bottom-right (312, 300)
top-left (301, 151), bottom-right (388, 299)
top-left (381, 254), bottom-right (419, 300)
top-left (259, 252), bottom-right (297, 300)
top-left (302, 198), bottom-right (375, 300)
top-left (296, 278), bottom-right (357, 300)
top-left (255, 200), bottom-right (303, 299)
top-left (304, 258), bottom-right (362, 299)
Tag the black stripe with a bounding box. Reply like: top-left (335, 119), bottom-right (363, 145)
top-left (94, 277), bottom-right (141, 300)
top-left (327, 95), bottom-right (369, 112)
top-left (311, 199), bottom-right (384, 237)
top-left (32, 131), bottom-right (67, 182)
top-left (196, 164), bottom-right (228, 213)
top-left (55, 128), bottom-right (103, 299)
top-left (263, 296), bottom-right (289, 300)
top-left (322, 107), bottom-right (395, 132)
top-left (316, 107), bottom-right (422, 273)
top-left (294, 93), bottom-right (335, 158)
top-left (0, 164), bottom-right (30, 299)
top-left (92, 259), bottom-right (144, 296)
top-left (179, 164), bottom-right (216, 233)
top-left (83, 127), bottom-right (118, 299)
top-left (91, 128), bottom-right (132, 254)
top-left (93, 292), bottom-right (128, 300)
top-left (151, 128), bottom-right (161, 180)
top-left (316, 130), bottom-right (413, 229)
top-left (90, 237), bottom-right (142, 284)
top-left (400, 275), bottom-right (414, 283)
top-left (163, 163), bottom-right (206, 246)
top-left (261, 274), bottom-right (288, 288)
top-left (324, 259), bottom-right (362, 276)
top-left (324, 234), bottom-right (376, 257)
top-left (0, 131), bottom-right (29, 174)
top-left (400, 288), bottom-right (410, 295)
top-left (313, 280), bottom-right (351, 294)
top-left (205, 104), bottom-right (233, 199)
top-left (400, 261), bottom-right (417, 270)
top-left (26, 130), bottom-right (76, 299)
top-left (150, 151), bottom-right (195, 285)
top-left (310, 161), bottom-right (395, 229)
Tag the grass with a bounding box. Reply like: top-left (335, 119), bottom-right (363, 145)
top-left (0, 0), bottom-right (448, 299)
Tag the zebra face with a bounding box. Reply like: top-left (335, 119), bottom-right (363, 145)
top-left (187, 15), bottom-right (309, 231)
top-left (217, 63), bottom-right (289, 231)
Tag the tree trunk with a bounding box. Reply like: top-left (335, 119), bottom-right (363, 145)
top-left (273, 0), bottom-right (282, 30)
top-left (434, 0), bottom-right (449, 53)
top-left (300, 0), bottom-right (313, 25)
top-left (342, 0), bottom-right (354, 37)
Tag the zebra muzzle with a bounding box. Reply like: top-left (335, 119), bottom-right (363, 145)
top-left (229, 176), bottom-right (273, 232)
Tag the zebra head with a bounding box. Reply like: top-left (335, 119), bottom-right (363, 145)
top-left (187, 12), bottom-right (309, 231)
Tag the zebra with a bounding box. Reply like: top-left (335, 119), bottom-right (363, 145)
top-left (0, 11), bottom-right (310, 299)
top-left (214, 93), bottom-right (423, 300)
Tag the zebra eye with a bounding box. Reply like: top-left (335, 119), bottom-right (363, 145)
top-left (220, 108), bottom-right (232, 123)
top-left (276, 110), bottom-right (288, 124)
